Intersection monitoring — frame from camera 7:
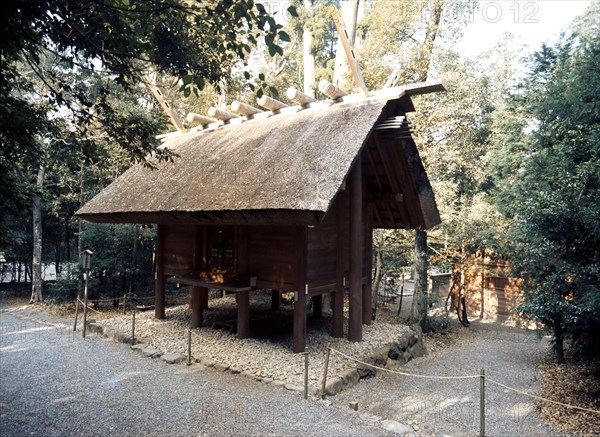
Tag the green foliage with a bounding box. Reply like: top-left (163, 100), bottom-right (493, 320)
top-left (259, 0), bottom-right (338, 99)
top-left (492, 10), bottom-right (600, 359)
top-left (45, 279), bottom-right (79, 303)
top-left (357, 0), bottom-right (474, 88)
top-left (0, 63), bottom-right (58, 246)
top-left (81, 223), bottom-right (156, 298)
top-left (0, 0), bottom-right (285, 221)
top-left (1, 1), bottom-right (289, 300)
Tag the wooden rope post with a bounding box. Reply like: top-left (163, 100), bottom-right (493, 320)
top-left (480, 368), bottom-right (485, 437)
top-left (82, 272), bottom-right (89, 338)
top-left (155, 224), bottom-right (166, 319)
top-left (321, 346), bottom-right (331, 399)
top-left (122, 294), bottom-right (127, 314)
top-left (187, 329), bottom-right (192, 366)
top-left (73, 297), bottom-right (80, 331)
top-left (304, 351), bottom-right (309, 400)
top-left (131, 312), bottom-right (136, 346)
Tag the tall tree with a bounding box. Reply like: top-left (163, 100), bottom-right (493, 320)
top-left (303, 0), bottom-right (317, 97)
top-left (492, 11), bottom-right (600, 361)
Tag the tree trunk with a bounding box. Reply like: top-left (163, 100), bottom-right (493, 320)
top-left (554, 322), bottom-right (565, 363)
top-left (65, 216), bottom-right (71, 262)
top-left (54, 244), bottom-right (60, 278)
top-left (418, 0), bottom-right (445, 77)
top-left (31, 165), bottom-right (45, 303)
top-left (397, 273), bottom-right (405, 316)
top-left (303, 0), bottom-right (316, 98)
top-left (333, 0), bottom-right (360, 91)
top-left (371, 247), bottom-right (382, 319)
top-left (129, 225), bottom-right (139, 295)
top-left (410, 228), bottom-right (428, 324)
top-left (77, 154), bottom-right (84, 298)
top-left (480, 247), bottom-right (485, 319)
top-left (409, 0), bottom-right (445, 326)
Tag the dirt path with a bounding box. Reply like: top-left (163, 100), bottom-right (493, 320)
top-left (330, 319), bottom-right (564, 436)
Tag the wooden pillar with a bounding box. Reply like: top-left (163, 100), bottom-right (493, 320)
top-left (191, 226), bottom-right (204, 326)
top-left (237, 290), bottom-right (250, 339)
top-left (333, 193), bottom-right (346, 338)
top-left (271, 290), bottom-right (280, 311)
top-left (190, 286), bottom-right (203, 328)
top-left (363, 203), bottom-right (373, 325)
top-left (313, 295), bottom-right (323, 319)
top-left (349, 158), bottom-right (363, 342)
top-left (201, 288), bottom-right (209, 310)
top-left (293, 226), bottom-right (307, 353)
top-left (155, 224), bottom-right (166, 319)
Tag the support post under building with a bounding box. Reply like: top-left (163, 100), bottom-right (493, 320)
top-left (155, 224), bottom-right (166, 319)
top-left (349, 158), bottom-right (363, 342)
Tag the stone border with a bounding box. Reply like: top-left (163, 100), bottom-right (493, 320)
top-left (87, 318), bottom-right (427, 400)
top-left (324, 324), bottom-right (428, 396)
top-left (85, 319), bottom-right (322, 396)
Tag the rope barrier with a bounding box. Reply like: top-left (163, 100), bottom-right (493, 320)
top-left (129, 295), bottom-right (156, 301)
top-left (76, 298), bottom-right (101, 314)
top-left (328, 347), bottom-right (600, 415)
top-left (328, 347), bottom-right (479, 380)
top-left (77, 295), bottom-right (126, 304)
top-left (486, 377), bottom-right (600, 415)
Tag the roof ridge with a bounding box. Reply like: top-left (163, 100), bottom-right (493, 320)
top-left (156, 80), bottom-right (445, 147)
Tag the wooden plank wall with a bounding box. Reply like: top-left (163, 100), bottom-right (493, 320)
top-left (307, 207), bottom-right (337, 288)
top-left (245, 225), bottom-right (299, 291)
top-left (163, 224), bottom-right (197, 276)
top-left (457, 254), bottom-right (524, 319)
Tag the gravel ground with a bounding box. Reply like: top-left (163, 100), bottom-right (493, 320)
top-left (95, 294), bottom-right (411, 391)
top-left (0, 305), bottom-right (391, 437)
top-left (1, 297), bottom-right (574, 437)
top-left (331, 320), bottom-right (570, 437)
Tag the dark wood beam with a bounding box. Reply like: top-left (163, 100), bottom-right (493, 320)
top-left (271, 290), bottom-right (280, 311)
top-left (191, 226), bottom-right (204, 327)
top-left (349, 157), bottom-right (363, 342)
top-left (190, 286), bottom-right (203, 328)
top-left (237, 290), bottom-right (250, 339)
top-left (313, 295), bottom-right (323, 319)
top-left (333, 194), bottom-right (345, 338)
top-left (363, 146), bottom-right (384, 192)
top-left (293, 226), bottom-right (308, 353)
top-left (368, 136), bottom-right (402, 227)
top-left (363, 203), bottom-right (373, 325)
top-left (376, 136), bottom-right (412, 228)
top-left (365, 192), bottom-right (404, 203)
top-left (155, 224), bottom-right (166, 319)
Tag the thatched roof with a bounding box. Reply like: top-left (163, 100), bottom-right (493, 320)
top-left (77, 86), bottom-right (441, 229)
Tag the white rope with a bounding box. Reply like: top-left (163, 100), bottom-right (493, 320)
top-left (328, 347), bottom-right (600, 414)
top-left (487, 377), bottom-right (600, 415)
top-left (329, 347), bottom-right (479, 380)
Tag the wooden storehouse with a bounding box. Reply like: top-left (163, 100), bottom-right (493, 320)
top-left (77, 82), bottom-right (442, 352)
top-left (451, 252), bottom-right (524, 321)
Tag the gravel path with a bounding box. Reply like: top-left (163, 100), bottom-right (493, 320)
top-left (331, 320), bottom-right (567, 436)
top-left (94, 295), bottom-right (411, 390)
top-left (1, 300), bottom-right (571, 437)
top-left (0, 305), bottom-right (391, 437)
